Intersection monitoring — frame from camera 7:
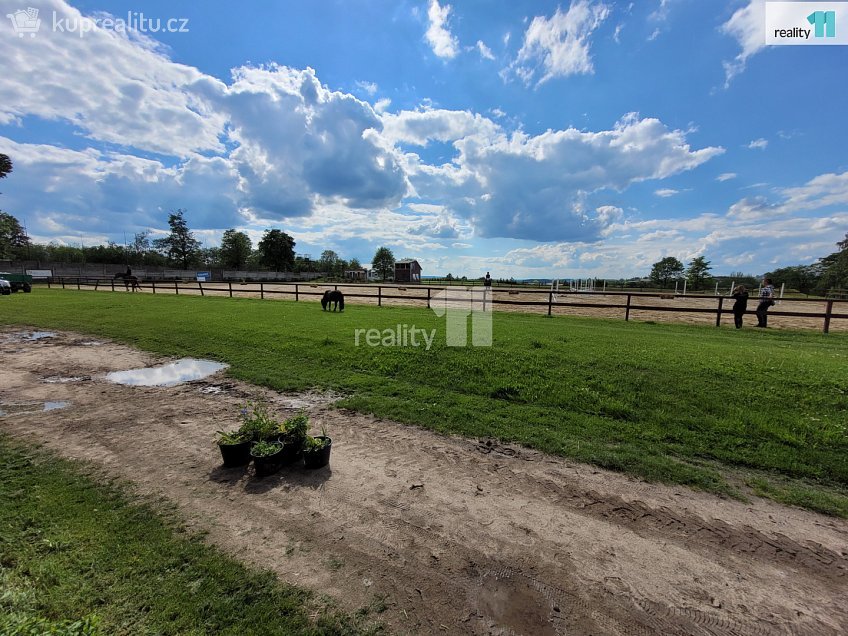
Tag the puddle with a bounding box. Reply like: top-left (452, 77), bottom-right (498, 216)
top-left (275, 390), bottom-right (343, 409)
top-left (42, 376), bottom-right (90, 384)
top-left (106, 358), bottom-right (229, 387)
top-left (0, 401), bottom-right (71, 416)
top-left (5, 331), bottom-right (57, 342)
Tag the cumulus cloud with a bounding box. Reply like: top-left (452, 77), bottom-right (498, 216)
top-left (510, 1), bottom-right (610, 85)
top-left (721, 0), bottom-right (765, 87)
top-left (425, 0), bottom-right (459, 59)
top-left (405, 113), bottom-right (723, 241)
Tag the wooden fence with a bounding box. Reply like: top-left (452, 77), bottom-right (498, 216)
top-left (43, 277), bottom-right (848, 334)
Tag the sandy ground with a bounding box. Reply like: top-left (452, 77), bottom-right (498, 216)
top-left (77, 281), bottom-right (848, 332)
top-left (1, 328), bottom-right (846, 636)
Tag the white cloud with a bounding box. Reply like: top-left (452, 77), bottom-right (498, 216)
top-left (716, 172), bottom-right (737, 182)
top-left (747, 138), bottom-right (768, 150)
top-left (381, 108), bottom-right (500, 146)
top-left (425, 0), bottom-right (459, 59)
top-left (721, 0), bottom-right (765, 87)
top-left (355, 80), bottom-right (378, 96)
top-left (476, 40), bottom-right (495, 60)
top-left (655, 188), bottom-right (680, 197)
top-left (510, 1), bottom-right (610, 86)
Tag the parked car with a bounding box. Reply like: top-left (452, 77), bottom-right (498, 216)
top-left (0, 277), bottom-right (11, 295)
top-left (0, 272), bottom-right (32, 293)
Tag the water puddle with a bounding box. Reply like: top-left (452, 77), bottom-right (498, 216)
top-left (106, 358), bottom-right (229, 387)
top-left (0, 400), bottom-right (71, 416)
top-left (42, 375), bottom-right (90, 384)
top-left (4, 331), bottom-right (57, 342)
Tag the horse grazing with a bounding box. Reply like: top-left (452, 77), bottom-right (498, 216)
top-left (114, 272), bottom-right (141, 292)
top-left (321, 290), bottom-right (344, 312)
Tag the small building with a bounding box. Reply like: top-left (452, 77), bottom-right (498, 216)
top-left (394, 259), bottom-right (422, 283)
top-left (344, 268), bottom-right (370, 281)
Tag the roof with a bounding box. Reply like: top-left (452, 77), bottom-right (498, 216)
top-left (396, 259), bottom-right (420, 264)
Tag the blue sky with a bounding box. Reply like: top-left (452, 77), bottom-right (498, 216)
top-left (0, 0), bottom-right (846, 278)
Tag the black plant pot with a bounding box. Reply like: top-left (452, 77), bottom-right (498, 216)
top-left (252, 446), bottom-right (285, 479)
top-left (303, 437), bottom-right (332, 469)
top-left (275, 435), bottom-right (305, 465)
top-left (218, 440), bottom-right (252, 467)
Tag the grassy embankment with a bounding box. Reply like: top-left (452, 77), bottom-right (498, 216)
top-left (2, 289), bottom-right (847, 516)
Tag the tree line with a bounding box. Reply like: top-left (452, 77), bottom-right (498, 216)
top-left (649, 238), bottom-right (848, 294)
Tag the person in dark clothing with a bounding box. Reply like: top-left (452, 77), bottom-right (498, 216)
top-left (731, 285), bottom-right (748, 329)
top-left (755, 277), bottom-right (776, 327)
top-left (125, 266), bottom-right (132, 277)
top-left (483, 272), bottom-right (492, 288)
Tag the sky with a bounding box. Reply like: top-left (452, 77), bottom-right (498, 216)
top-left (0, 0), bottom-right (846, 278)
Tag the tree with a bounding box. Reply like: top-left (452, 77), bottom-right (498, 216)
top-left (257, 229), bottom-right (296, 272)
top-left (153, 209), bottom-right (201, 269)
top-left (371, 246), bottom-right (395, 281)
top-left (0, 211), bottom-right (30, 259)
top-left (219, 229), bottom-right (252, 269)
top-left (348, 257), bottom-right (361, 270)
top-left (319, 250), bottom-right (340, 275)
top-left (816, 233), bottom-right (848, 292)
top-left (649, 257), bottom-right (684, 289)
top-left (685, 256), bottom-right (712, 291)
top-left (765, 265), bottom-right (819, 296)
top-left (0, 154), bottom-right (11, 181)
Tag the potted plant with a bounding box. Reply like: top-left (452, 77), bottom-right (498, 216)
top-left (216, 429), bottom-right (253, 467)
top-left (250, 440), bottom-right (284, 478)
top-left (276, 411), bottom-right (309, 465)
top-left (238, 402), bottom-right (278, 442)
top-left (302, 431), bottom-right (332, 469)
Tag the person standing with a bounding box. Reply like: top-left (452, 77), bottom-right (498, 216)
top-left (755, 277), bottom-right (775, 328)
top-left (731, 285), bottom-right (748, 329)
top-left (483, 272), bottom-right (492, 288)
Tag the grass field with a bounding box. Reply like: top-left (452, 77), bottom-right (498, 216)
top-left (1, 289), bottom-right (847, 516)
top-left (0, 436), bottom-right (379, 635)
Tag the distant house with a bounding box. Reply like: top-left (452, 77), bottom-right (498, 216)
top-left (394, 259), bottom-right (422, 283)
top-left (344, 268), bottom-right (370, 281)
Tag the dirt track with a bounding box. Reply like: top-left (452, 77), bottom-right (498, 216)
top-left (1, 328), bottom-right (846, 635)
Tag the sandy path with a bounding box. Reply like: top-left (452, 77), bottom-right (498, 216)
top-left (83, 282), bottom-right (847, 332)
top-left (1, 328), bottom-right (846, 635)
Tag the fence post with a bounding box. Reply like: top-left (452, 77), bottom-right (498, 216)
top-left (94, 280), bottom-right (99, 291)
top-left (625, 294), bottom-right (632, 321)
top-left (111, 278), bottom-right (115, 292)
top-left (152, 281), bottom-right (156, 294)
top-left (715, 297), bottom-right (723, 327)
top-left (260, 282), bottom-right (264, 300)
top-left (61, 278), bottom-right (65, 289)
top-left (823, 300), bottom-right (834, 334)
top-left (175, 280), bottom-right (179, 295)
top-left (427, 287), bottom-right (431, 309)
top-left (199, 281), bottom-right (204, 297)
top-left (295, 284), bottom-right (299, 301)
top-left (547, 291), bottom-right (553, 317)
top-left (378, 286), bottom-right (382, 307)
top-left (47, 278), bottom-right (51, 289)
top-left (228, 282), bottom-right (233, 298)
top-left (77, 278), bottom-right (81, 290)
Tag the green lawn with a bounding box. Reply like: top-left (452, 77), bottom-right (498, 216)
top-left (0, 437), bottom-right (380, 635)
top-left (2, 289), bottom-right (847, 516)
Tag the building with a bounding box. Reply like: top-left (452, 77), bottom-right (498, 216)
top-left (394, 259), bottom-right (422, 283)
top-left (344, 268), bottom-right (370, 281)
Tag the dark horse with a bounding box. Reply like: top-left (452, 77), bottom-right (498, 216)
top-left (114, 272), bottom-right (141, 292)
top-left (321, 290), bottom-right (344, 311)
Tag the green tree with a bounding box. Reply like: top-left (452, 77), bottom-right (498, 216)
top-left (0, 211), bottom-right (30, 259)
top-left (219, 229), bottom-right (252, 269)
top-left (153, 210), bottom-right (201, 269)
top-left (649, 257), bottom-right (684, 289)
top-left (686, 256), bottom-right (712, 291)
top-left (319, 250), bottom-right (340, 276)
top-left (257, 229), bottom-right (296, 272)
top-left (816, 233), bottom-right (848, 293)
top-left (765, 265), bottom-right (819, 296)
top-left (371, 246), bottom-right (395, 281)
top-left (0, 153), bottom-right (11, 181)
top-left (348, 257), bottom-right (361, 270)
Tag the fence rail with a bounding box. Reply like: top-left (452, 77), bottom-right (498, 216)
top-left (42, 277), bottom-right (848, 334)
